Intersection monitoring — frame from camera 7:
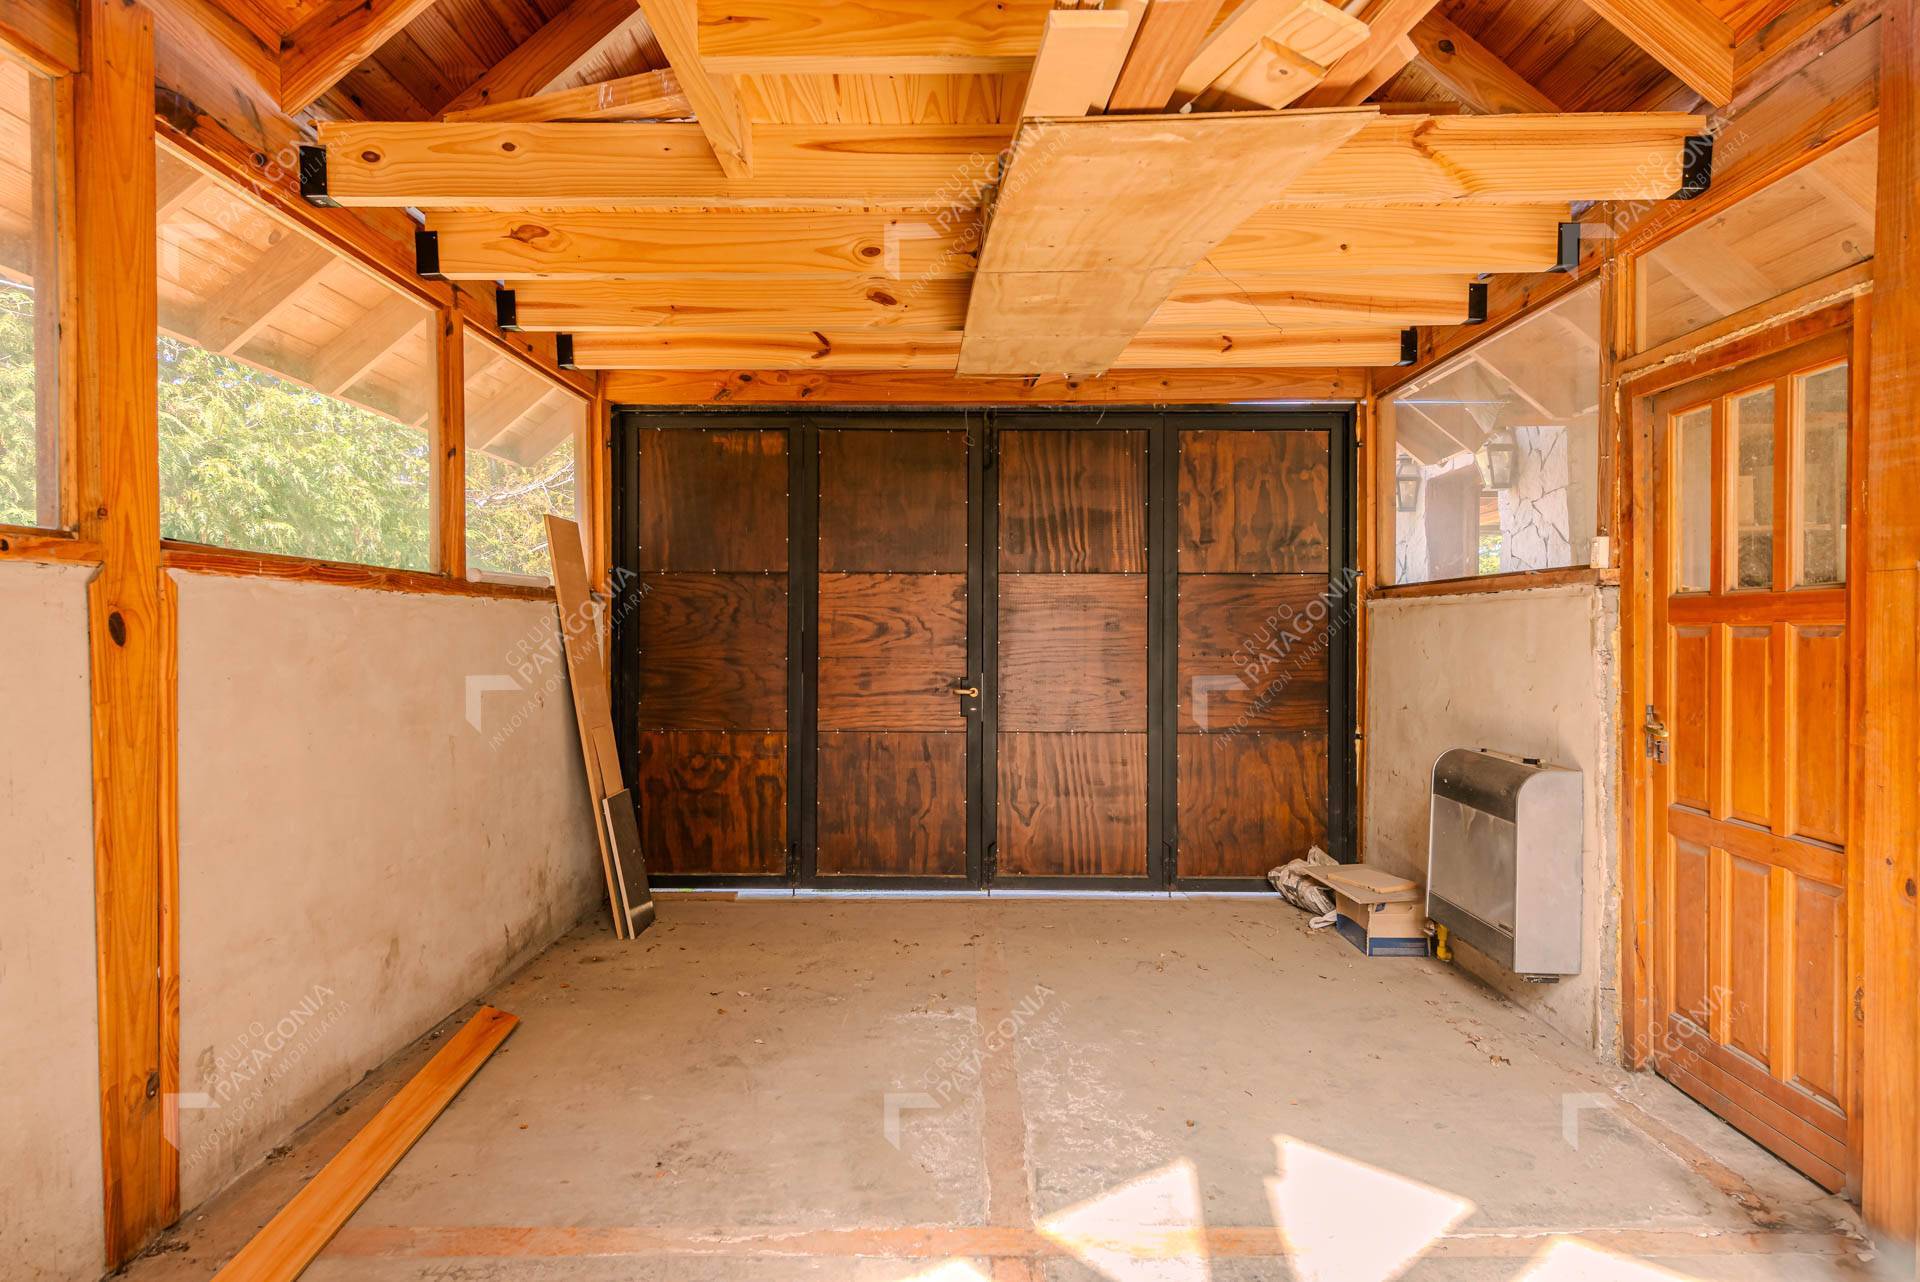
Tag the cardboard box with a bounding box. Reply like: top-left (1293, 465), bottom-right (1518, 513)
top-left (1303, 865), bottom-right (1431, 958)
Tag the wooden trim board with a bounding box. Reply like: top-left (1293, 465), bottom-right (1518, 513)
top-left (210, 1008), bottom-right (519, 1282)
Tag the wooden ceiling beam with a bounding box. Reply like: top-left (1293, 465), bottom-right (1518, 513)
top-left (1408, 12), bottom-right (1561, 114)
top-left (469, 381), bottom-right (560, 453)
top-left (637, 0), bottom-right (753, 179)
top-left (421, 209), bottom-right (979, 279)
top-left (438, 0), bottom-right (644, 119)
top-left (505, 277), bottom-right (974, 330)
top-left (1154, 271), bottom-right (1477, 327)
top-left (1214, 204), bottom-right (1567, 275)
top-left (443, 68), bottom-right (690, 123)
top-left (694, 0), bottom-right (1054, 74)
top-left (567, 326), bottom-right (1408, 370)
top-left (1296, 0), bottom-right (1444, 107)
top-left (1577, 0), bottom-right (1736, 107)
top-left (279, 0), bottom-right (441, 114)
top-left (316, 111), bottom-right (1697, 210)
top-left (305, 295), bottom-right (429, 395)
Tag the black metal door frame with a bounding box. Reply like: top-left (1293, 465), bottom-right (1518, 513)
top-left (611, 404), bottom-right (1356, 892)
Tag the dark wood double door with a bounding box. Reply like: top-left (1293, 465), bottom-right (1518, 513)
top-left (613, 410), bottom-right (1352, 889)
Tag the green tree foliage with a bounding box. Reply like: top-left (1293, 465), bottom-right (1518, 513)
top-left (0, 283), bottom-right (42, 528)
top-left (467, 438), bottom-right (575, 579)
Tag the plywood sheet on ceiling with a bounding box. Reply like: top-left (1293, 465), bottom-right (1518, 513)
top-left (959, 107), bottom-right (1376, 376)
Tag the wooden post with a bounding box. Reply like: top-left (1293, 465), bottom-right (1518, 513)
top-left (435, 306), bottom-right (467, 578)
top-left (75, 0), bottom-right (175, 1264)
top-left (1860, 0), bottom-right (1920, 1245)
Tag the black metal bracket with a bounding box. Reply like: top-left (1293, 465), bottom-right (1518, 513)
top-left (1397, 328), bottom-right (1419, 366)
top-left (555, 333), bottom-right (577, 369)
top-left (496, 288), bottom-right (519, 331)
top-left (414, 229), bottom-right (443, 280)
top-left (1671, 133), bottom-right (1715, 200)
top-left (298, 145), bottom-right (337, 208)
top-left (1553, 221), bottom-right (1580, 273)
top-left (1466, 282), bottom-right (1488, 325)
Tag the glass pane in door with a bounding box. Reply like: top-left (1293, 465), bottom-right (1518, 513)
top-left (1795, 363), bottom-right (1849, 587)
top-left (1674, 406), bottom-right (1712, 593)
top-left (1731, 387), bottom-right (1776, 589)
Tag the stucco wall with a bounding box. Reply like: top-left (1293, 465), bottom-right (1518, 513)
top-left (0, 561), bottom-right (106, 1282)
top-left (1364, 583), bottom-right (1622, 1058)
top-left (172, 571), bottom-right (602, 1207)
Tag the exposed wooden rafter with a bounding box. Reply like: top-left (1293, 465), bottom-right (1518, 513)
top-left (443, 68), bottom-right (690, 123)
top-left (279, 0), bottom-right (441, 114)
top-left (1578, 0), bottom-right (1736, 107)
top-left (193, 238), bottom-right (333, 353)
top-left (1408, 12), bottom-right (1561, 113)
top-left (437, 0), bottom-right (645, 119)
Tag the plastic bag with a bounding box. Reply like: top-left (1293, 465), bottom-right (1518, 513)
top-left (1268, 845), bottom-right (1338, 917)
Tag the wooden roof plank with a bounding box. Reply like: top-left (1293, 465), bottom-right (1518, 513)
top-left (306, 294), bottom-right (429, 395)
top-left (637, 0), bottom-right (754, 179)
top-left (506, 276), bottom-right (974, 329)
top-left (1174, 0), bottom-right (1313, 104)
top-left (1213, 204), bottom-right (1567, 275)
top-left (1408, 12), bottom-right (1563, 113)
top-left (421, 209), bottom-right (980, 279)
top-left (1194, 35), bottom-right (1329, 110)
top-left (442, 68), bottom-right (691, 123)
top-left (1296, 0), bottom-right (1444, 107)
top-left (1577, 0), bottom-right (1736, 106)
top-left (192, 239), bottom-right (334, 354)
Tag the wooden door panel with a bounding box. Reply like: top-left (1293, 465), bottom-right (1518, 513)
top-left (998, 574), bottom-right (1148, 733)
top-left (1789, 624), bottom-right (1848, 844)
top-left (1176, 576), bottom-right (1329, 733)
top-left (1177, 733), bottom-right (1327, 878)
top-left (997, 732), bottom-right (1147, 877)
top-left (634, 730), bottom-right (786, 875)
top-left (1179, 429), bottom-right (1329, 573)
top-left (637, 428), bottom-right (788, 572)
top-left (1724, 626), bottom-right (1773, 826)
top-left (1670, 627), bottom-right (1712, 809)
top-left (636, 574), bottom-right (788, 730)
top-left (817, 572), bottom-right (967, 730)
top-left (817, 732), bottom-right (967, 875)
top-left (1791, 875), bottom-right (1846, 1108)
top-left (819, 430), bottom-right (967, 572)
top-left (1725, 854), bottom-right (1773, 1065)
top-left (1670, 838), bottom-right (1712, 1027)
top-left (998, 429), bottom-right (1147, 573)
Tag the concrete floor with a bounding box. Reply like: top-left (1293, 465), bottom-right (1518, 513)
top-left (130, 898), bottom-right (1880, 1281)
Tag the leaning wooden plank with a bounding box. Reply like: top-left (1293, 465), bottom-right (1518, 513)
top-left (1195, 36), bottom-right (1327, 109)
top-left (637, 0), bottom-right (754, 179)
top-left (210, 1008), bottom-right (518, 1282)
top-left (310, 122), bottom-right (1012, 209)
top-left (696, 0), bottom-right (1055, 73)
top-left (1108, 0), bottom-right (1228, 111)
top-left (1264, 0), bottom-right (1371, 66)
top-left (1408, 12), bottom-right (1560, 113)
top-left (422, 210), bottom-right (981, 280)
top-left (505, 277), bottom-right (973, 331)
top-left (1213, 204), bottom-right (1566, 275)
top-left (1019, 8), bottom-right (1133, 118)
top-left (961, 107), bottom-right (1374, 375)
top-left (443, 69), bottom-right (691, 123)
top-left (1577, 0), bottom-right (1735, 106)
top-left (1295, 0), bottom-right (1443, 108)
top-left (1173, 0), bottom-right (1303, 105)
top-left (546, 513), bottom-right (632, 939)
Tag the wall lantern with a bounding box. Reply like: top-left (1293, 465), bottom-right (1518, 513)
top-left (1394, 455), bottom-right (1422, 512)
top-left (1479, 438), bottom-right (1519, 491)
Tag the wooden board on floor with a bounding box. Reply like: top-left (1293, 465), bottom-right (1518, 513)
top-left (958, 107), bottom-right (1376, 376)
top-left (210, 1008), bottom-right (518, 1282)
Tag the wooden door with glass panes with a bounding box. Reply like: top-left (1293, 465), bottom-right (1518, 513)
top-left (1647, 329), bottom-right (1854, 1190)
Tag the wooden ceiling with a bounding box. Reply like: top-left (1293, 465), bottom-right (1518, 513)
top-left (236, 0), bottom-right (1804, 378)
